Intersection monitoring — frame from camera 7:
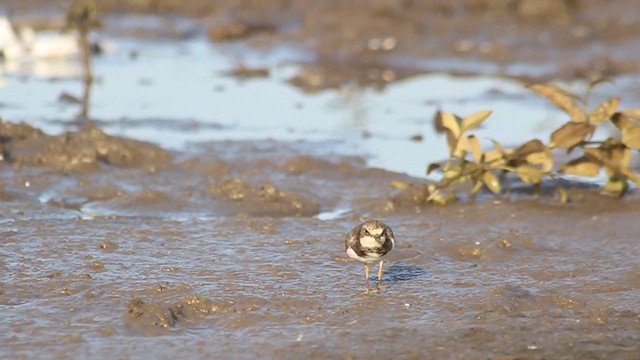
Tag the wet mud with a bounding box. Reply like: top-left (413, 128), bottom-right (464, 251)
top-left (2, 0), bottom-right (640, 359)
top-left (1, 121), bottom-right (170, 172)
top-left (2, 122), bottom-right (640, 358)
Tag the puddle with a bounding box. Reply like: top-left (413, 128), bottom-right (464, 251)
top-left (3, 32), bottom-right (636, 178)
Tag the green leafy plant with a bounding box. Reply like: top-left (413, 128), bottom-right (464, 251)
top-left (426, 82), bottom-right (640, 204)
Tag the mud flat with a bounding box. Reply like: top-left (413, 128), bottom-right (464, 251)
top-left (2, 0), bottom-right (640, 358)
top-left (1, 122), bottom-right (640, 358)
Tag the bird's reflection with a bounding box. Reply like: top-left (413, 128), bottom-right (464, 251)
top-left (383, 262), bottom-right (427, 282)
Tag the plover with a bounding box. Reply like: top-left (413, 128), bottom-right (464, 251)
top-left (344, 219), bottom-right (395, 290)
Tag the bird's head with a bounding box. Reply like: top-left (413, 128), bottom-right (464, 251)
top-left (360, 220), bottom-right (388, 244)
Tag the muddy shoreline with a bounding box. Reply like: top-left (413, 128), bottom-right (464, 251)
top-left (2, 0), bottom-right (640, 358)
top-left (2, 121), bottom-right (640, 358)
top-left (5, 0), bottom-right (640, 89)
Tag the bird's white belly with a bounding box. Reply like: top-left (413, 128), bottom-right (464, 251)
top-left (346, 247), bottom-right (381, 263)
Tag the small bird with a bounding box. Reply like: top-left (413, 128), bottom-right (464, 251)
top-left (344, 219), bottom-right (395, 291)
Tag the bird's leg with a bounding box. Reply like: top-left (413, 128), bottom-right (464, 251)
top-left (364, 263), bottom-right (371, 289)
top-left (376, 261), bottom-right (385, 290)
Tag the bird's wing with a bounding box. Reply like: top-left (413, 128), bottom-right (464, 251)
top-left (344, 224), bottom-right (361, 250)
top-left (387, 226), bottom-right (395, 244)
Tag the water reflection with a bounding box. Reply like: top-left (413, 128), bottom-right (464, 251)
top-left (67, 0), bottom-right (100, 122)
top-left (384, 263), bottom-right (427, 282)
top-left (2, 13), bottom-right (637, 178)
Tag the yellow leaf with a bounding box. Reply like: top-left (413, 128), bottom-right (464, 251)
top-left (490, 139), bottom-right (503, 153)
top-left (603, 177), bottom-right (629, 197)
top-left (558, 187), bottom-right (569, 204)
top-left (444, 164), bottom-right (461, 179)
top-left (611, 112), bottom-right (632, 130)
top-left (549, 122), bottom-right (592, 149)
top-left (528, 83), bottom-right (586, 123)
top-left (621, 109), bottom-right (640, 120)
top-left (587, 77), bottom-right (611, 92)
top-left (516, 139), bottom-right (547, 157)
top-left (587, 141), bottom-right (631, 176)
top-left (516, 164), bottom-right (542, 184)
top-left (484, 139), bottom-right (505, 164)
top-left (432, 110), bottom-right (445, 133)
top-left (622, 169), bottom-right (640, 188)
top-left (389, 181), bottom-right (408, 190)
top-left (445, 129), bottom-right (457, 155)
top-left (484, 149), bottom-right (503, 164)
top-left (621, 125), bottom-right (640, 149)
top-left (470, 179), bottom-right (483, 194)
top-left (426, 163), bottom-right (441, 175)
top-left (589, 97), bottom-right (619, 125)
top-left (526, 150), bottom-right (553, 173)
top-left (584, 146), bottom-right (603, 161)
top-left (560, 157), bottom-right (601, 177)
top-left (482, 171), bottom-right (501, 194)
top-left (461, 110), bottom-right (492, 132)
top-left (604, 142), bottom-right (631, 170)
top-left (453, 135), bottom-right (468, 158)
top-left (427, 188), bottom-right (456, 205)
top-left (467, 135), bottom-right (482, 163)
top-left (440, 111), bottom-right (460, 138)
top-left (430, 192), bottom-right (456, 205)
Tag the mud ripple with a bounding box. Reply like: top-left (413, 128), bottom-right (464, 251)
top-left (437, 229), bottom-right (542, 262)
top-left (125, 293), bottom-right (273, 336)
top-left (208, 178), bottom-right (319, 217)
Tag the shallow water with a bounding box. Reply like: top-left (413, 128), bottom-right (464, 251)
top-left (2, 15), bottom-right (640, 360)
top-left (4, 32), bottom-right (635, 178)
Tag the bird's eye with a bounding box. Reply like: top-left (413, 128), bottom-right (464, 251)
top-left (364, 228), bottom-right (370, 235)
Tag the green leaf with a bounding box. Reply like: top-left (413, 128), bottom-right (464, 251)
top-left (549, 122), bottom-right (592, 149)
top-left (461, 110), bottom-right (492, 132)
